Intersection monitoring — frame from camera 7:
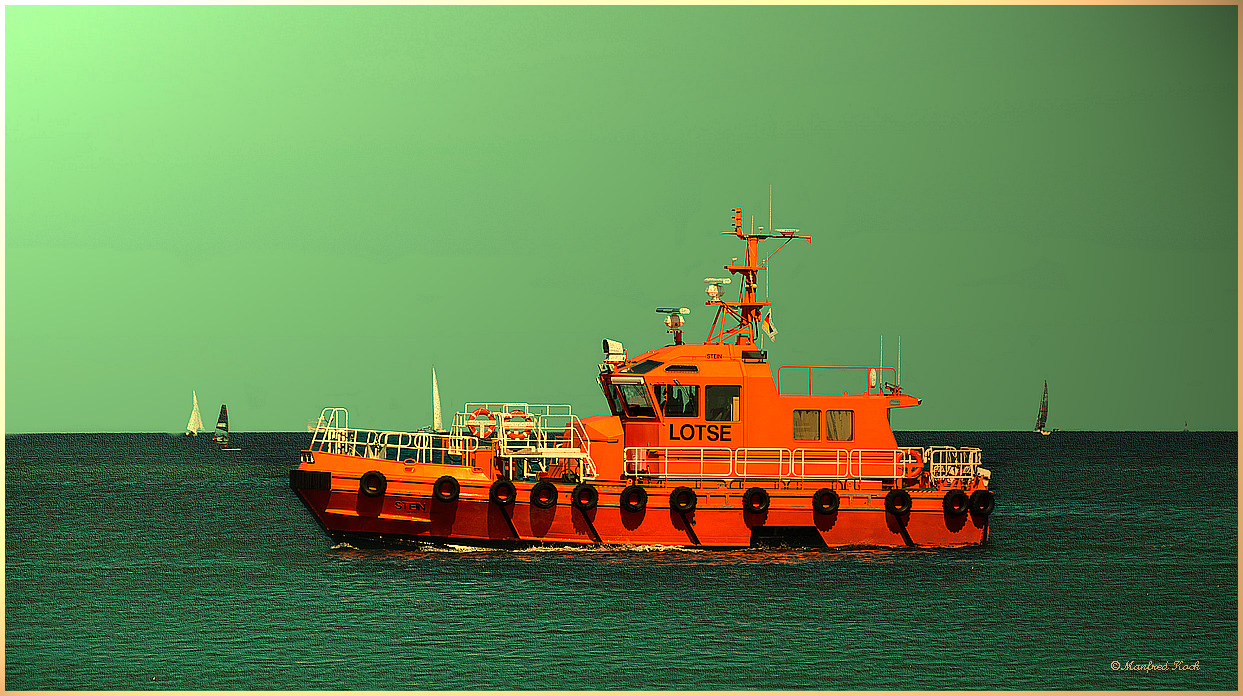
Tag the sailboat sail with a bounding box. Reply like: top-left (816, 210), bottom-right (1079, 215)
top-left (432, 368), bottom-right (444, 432)
top-left (1034, 380), bottom-right (1049, 431)
top-left (214, 405), bottom-right (230, 447)
top-left (186, 391), bottom-right (205, 435)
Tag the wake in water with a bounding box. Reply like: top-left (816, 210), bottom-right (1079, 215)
top-left (327, 540), bottom-right (706, 555)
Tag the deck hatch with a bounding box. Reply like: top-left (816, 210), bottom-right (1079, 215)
top-left (627, 360), bottom-right (663, 374)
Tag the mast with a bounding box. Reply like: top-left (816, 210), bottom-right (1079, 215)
top-left (705, 207), bottom-right (809, 345)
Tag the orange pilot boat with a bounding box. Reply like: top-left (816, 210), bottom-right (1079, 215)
top-left (289, 207), bottom-right (995, 549)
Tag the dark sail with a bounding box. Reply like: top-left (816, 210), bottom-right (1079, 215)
top-left (1034, 381), bottom-right (1049, 431)
top-left (213, 404), bottom-right (230, 447)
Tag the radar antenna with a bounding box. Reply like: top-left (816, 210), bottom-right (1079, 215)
top-left (705, 206), bottom-right (810, 345)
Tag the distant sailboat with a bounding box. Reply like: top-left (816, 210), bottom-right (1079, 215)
top-left (185, 391), bottom-right (205, 436)
top-left (213, 404), bottom-right (241, 450)
top-left (432, 367), bottom-right (444, 433)
top-left (1034, 380), bottom-right (1053, 435)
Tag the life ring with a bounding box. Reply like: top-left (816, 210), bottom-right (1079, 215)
top-left (969, 489), bottom-right (995, 516)
top-left (489, 479), bottom-right (517, 506)
top-left (942, 489), bottom-right (969, 516)
top-left (502, 410), bottom-right (535, 440)
top-left (531, 481), bottom-right (558, 509)
top-left (433, 475), bottom-right (460, 503)
top-left (571, 483), bottom-right (598, 512)
top-left (813, 487), bottom-right (840, 515)
top-left (468, 408), bottom-right (496, 439)
top-left (620, 484), bottom-right (647, 513)
top-left (742, 487), bottom-right (770, 514)
top-left (669, 486), bottom-right (697, 513)
top-left (903, 448), bottom-right (925, 476)
top-left (360, 470), bottom-right (387, 498)
top-left (884, 489), bottom-right (912, 516)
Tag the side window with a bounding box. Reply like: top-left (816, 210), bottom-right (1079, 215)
top-left (793, 410), bottom-right (820, 440)
top-left (705, 385), bottom-right (740, 422)
top-left (654, 384), bottom-right (699, 418)
top-left (826, 410), bottom-right (853, 441)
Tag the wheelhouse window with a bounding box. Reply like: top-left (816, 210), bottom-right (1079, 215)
top-left (599, 377), bottom-right (622, 416)
top-left (826, 410), bottom-right (853, 441)
top-left (705, 385), bottom-right (740, 422)
top-left (654, 384), bottom-right (698, 418)
top-left (793, 410), bottom-right (820, 440)
top-left (614, 383), bottom-right (657, 418)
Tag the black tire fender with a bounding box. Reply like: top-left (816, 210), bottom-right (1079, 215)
top-left (812, 487), bottom-right (840, 515)
top-left (884, 489), bottom-right (912, 516)
top-left (360, 470), bottom-right (387, 498)
top-left (942, 489), bottom-right (969, 516)
top-left (433, 475), bottom-right (460, 503)
top-left (489, 479), bottom-right (517, 506)
top-left (969, 489), bottom-right (995, 516)
top-left (669, 486), bottom-right (697, 513)
top-left (742, 487), bottom-right (770, 514)
top-left (531, 481), bottom-right (558, 509)
top-left (571, 483), bottom-right (598, 512)
top-left (620, 485), bottom-right (647, 513)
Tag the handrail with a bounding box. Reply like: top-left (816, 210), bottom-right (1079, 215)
top-left (308, 409), bottom-right (480, 464)
top-left (925, 446), bottom-right (982, 484)
top-left (776, 365), bottom-right (898, 396)
top-left (623, 447), bottom-right (733, 479)
top-left (624, 446), bottom-right (926, 483)
top-left (734, 448), bottom-right (791, 479)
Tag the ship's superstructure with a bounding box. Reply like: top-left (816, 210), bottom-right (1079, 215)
top-left (289, 207), bottom-right (994, 548)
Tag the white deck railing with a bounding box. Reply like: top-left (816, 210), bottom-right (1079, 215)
top-left (307, 405), bottom-right (600, 480)
top-left (925, 446), bottom-right (983, 485)
top-left (624, 445), bottom-right (976, 484)
top-left (308, 407), bottom-right (481, 464)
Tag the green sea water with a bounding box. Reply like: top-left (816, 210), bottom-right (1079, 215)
top-left (5, 431), bottom-right (1237, 690)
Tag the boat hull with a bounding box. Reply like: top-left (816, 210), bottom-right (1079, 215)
top-left (290, 454), bottom-right (989, 550)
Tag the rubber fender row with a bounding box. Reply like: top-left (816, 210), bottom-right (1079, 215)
top-left (938, 488), bottom-right (994, 516)
top-left (358, 474), bottom-right (597, 511)
top-left (360, 473), bottom-right (993, 518)
top-left (883, 488), bottom-right (995, 516)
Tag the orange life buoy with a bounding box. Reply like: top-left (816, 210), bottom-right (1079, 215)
top-left (468, 408), bottom-right (496, 439)
top-left (903, 448), bottom-right (925, 477)
top-left (502, 410), bottom-right (535, 440)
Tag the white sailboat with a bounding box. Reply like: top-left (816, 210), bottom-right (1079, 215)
top-left (185, 390), bottom-right (205, 436)
top-left (432, 367), bottom-right (444, 433)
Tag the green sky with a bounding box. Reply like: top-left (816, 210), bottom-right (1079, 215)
top-left (6, 5), bottom-right (1237, 433)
